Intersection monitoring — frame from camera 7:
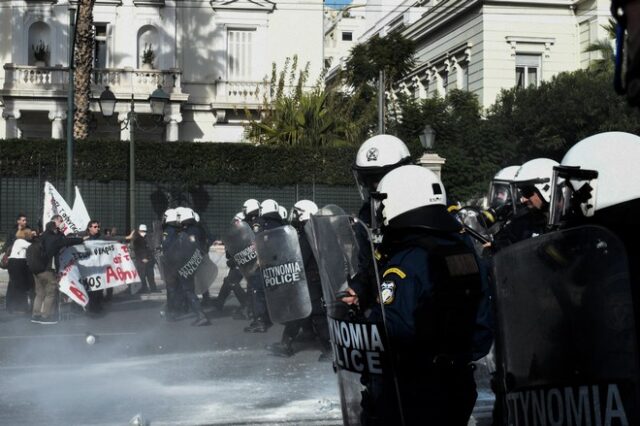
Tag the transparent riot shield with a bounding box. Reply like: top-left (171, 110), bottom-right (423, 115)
top-left (254, 225), bottom-right (312, 324)
top-left (151, 221), bottom-right (166, 282)
top-left (306, 213), bottom-right (388, 426)
top-left (492, 225), bottom-right (640, 426)
top-left (455, 206), bottom-right (492, 255)
top-left (223, 221), bottom-right (258, 278)
top-left (194, 253), bottom-right (218, 295)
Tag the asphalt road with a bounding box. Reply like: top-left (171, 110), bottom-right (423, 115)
top-left (0, 293), bottom-right (343, 426)
top-left (0, 251), bottom-right (494, 425)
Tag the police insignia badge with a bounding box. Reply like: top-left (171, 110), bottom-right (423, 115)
top-left (366, 147), bottom-right (379, 162)
top-left (189, 235), bottom-right (196, 242)
top-left (381, 280), bottom-right (396, 305)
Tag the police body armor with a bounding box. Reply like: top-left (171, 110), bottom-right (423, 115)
top-left (306, 212), bottom-right (387, 426)
top-left (223, 221), bottom-right (259, 279)
top-left (492, 225), bottom-right (640, 426)
top-left (254, 225), bottom-right (312, 324)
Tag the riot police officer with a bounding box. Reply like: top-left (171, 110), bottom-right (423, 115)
top-left (243, 199), bottom-right (284, 332)
top-left (344, 134), bottom-right (412, 309)
top-left (554, 131), bottom-right (640, 346)
top-left (215, 212), bottom-right (248, 318)
top-left (174, 207), bottom-right (211, 326)
top-left (242, 199), bottom-right (261, 231)
top-left (486, 165), bottom-right (521, 232)
top-left (365, 165), bottom-right (487, 426)
top-left (490, 158), bottom-right (558, 251)
top-left (160, 208), bottom-right (184, 321)
top-left (266, 200), bottom-right (331, 361)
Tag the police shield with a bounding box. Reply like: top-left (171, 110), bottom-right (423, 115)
top-left (254, 225), bottom-right (312, 324)
top-left (195, 253), bottom-right (218, 295)
top-left (173, 231), bottom-right (207, 283)
top-left (223, 221), bottom-right (258, 278)
top-left (306, 213), bottom-right (387, 426)
top-left (492, 225), bottom-right (640, 426)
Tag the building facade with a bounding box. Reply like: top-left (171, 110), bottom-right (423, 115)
top-left (326, 0), bottom-right (612, 108)
top-left (0, 0), bottom-right (324, 142)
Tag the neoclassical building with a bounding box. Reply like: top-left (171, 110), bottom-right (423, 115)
top-left (0, 0), bottom-right (324, 142)
top-left (326, 0), bottom-right (612, 108)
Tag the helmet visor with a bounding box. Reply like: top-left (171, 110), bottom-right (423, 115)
top-left (548, 166), bottom-right (599, 226)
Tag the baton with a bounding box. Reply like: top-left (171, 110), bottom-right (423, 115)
top-left (462, 225), bottom-right (491, 245)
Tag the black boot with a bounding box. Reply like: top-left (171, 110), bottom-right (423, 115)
top-left (244, 318), bottom-right (270, 333)
top-left (267, 340), bottom-right (294, 357)
top-left (191, 311), bottom-right (211, 326)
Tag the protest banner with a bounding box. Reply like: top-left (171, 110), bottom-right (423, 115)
top-left (58, 240), bottom-right (141, 306)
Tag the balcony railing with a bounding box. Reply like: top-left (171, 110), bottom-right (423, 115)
top-left (3, 64), bottom-right (313, 109)
top-left (216, 80), bottom-right (269, 105)
top-left (2, 64), bottom-right (183, 96)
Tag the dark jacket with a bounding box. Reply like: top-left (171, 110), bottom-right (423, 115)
top-left (41, 229), bottom-right (84, 270)
top-left (131, 232), bottom-right (154, 263)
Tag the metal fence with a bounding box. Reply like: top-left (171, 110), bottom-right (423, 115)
top-left (0, 176), bottom-right (362, 239)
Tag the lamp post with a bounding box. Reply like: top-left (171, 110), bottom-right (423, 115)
top-left (98, 85), bottom-right (168, 229)
top-left (65, 7), bottom-right (78, 201)
top-left (418, 124), bottom-right (436, 151)
top-left (417, 124), bottom-right (445, 178)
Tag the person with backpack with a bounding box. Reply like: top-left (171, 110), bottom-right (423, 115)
top-left (29, 215), bottom-right (84, 325)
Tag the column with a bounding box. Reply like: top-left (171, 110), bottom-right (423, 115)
top-left (49, 111), bottom-right (66, 139)
top-left (119, 111), bottom-right (132, 141)
top-left (2, 110), bottom-right (21, 139)
top-left (164, 113), bottom-right (182, 142)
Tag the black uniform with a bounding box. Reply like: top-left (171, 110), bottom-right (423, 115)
top-left (362, 229), bottom-right (488, 426)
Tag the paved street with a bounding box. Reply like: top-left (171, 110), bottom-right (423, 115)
top-left (0, 249), bottom-right (494, 425)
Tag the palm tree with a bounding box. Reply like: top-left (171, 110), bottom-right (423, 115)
top-left (584, 19), bottom-right (617, 73)
top-left (73, 0), bottom-right (96, 140)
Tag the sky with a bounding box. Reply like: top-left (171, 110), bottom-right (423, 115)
top-left (325, 0), bottom-right (352, 10)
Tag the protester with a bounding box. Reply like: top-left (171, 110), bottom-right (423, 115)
top-left (127, 224), bottom-right (158, 294)
top-left (31, 215), bottom-right (84, 325)
top-left (6, 228), bottom-right (35, 314)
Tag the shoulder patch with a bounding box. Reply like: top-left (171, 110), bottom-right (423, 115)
top-left (381, 281), bottom-right (396, 305)
top-left (383, 267), bottom-right (406, 279)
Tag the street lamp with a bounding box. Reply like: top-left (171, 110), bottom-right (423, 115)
top-left (98, 85), bottom-right (169, 230)
top-left (419, 124), bottom-right (436, 150)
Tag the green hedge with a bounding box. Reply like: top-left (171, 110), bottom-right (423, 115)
top-left (0, 139), bottom-right (360, 186)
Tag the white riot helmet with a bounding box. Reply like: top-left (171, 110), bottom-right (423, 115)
top-left (374, 165), bottom-right (461, 232)
top-left (290, 200), bottom-right (319, 225)
top-left (260, 199), bottom-right (279, 216)
top-left (352, 134), bottom-right (412, 199)
top-left (242, 199), bottom-right (260, 217)
top-left (233, 211), bottom-right (245, 223)
top-left (194, 212), bottom-right (201, 223)
top-left (561, 132), bottom-right (640, 212)
top-left (176, 206), bottom-right (196, 224)
top-left (279, 206), bottom-right (288, 221)
top-left (513, 158), bottom-right (559, 204)
top-left (163, 208), bottom-right (178, 225)
top-left (489, 165), bottom-right (520, 207)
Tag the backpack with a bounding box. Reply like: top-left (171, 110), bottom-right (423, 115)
top-left (26, 239), bottom-right (49, 274)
